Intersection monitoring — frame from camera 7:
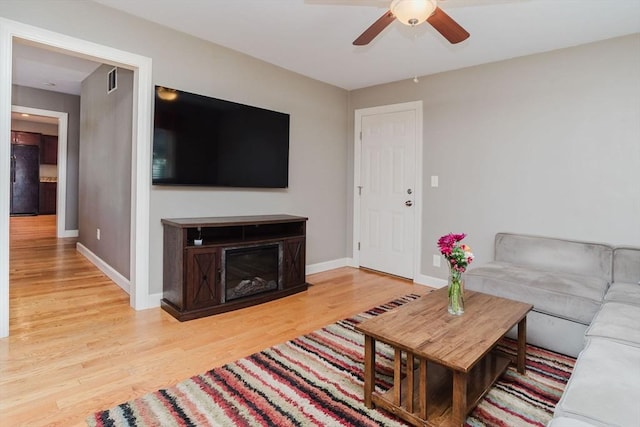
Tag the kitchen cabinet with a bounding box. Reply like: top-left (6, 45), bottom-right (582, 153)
top-left (39, 182), bottom-right (57, 215)
top-left (12, 131), bottom-right (41, 146)
top-left (41, 135), bottom-right (58, 165)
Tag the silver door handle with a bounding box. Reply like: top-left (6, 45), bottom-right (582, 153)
top-left (405, 200), bottom-right (413, 207)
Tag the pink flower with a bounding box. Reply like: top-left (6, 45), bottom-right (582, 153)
top-left (437, 233), bottom-right (474, 273)
top-left (437, 233), bottom-right (466, 255)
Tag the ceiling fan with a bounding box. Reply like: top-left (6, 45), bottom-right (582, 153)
top-left (353, 0), bottom-right (470, 46)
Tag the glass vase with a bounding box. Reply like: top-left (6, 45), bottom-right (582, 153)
top-left (447, 268), bottom-right (464, 315)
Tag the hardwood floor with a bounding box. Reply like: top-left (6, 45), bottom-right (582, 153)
top-left (1, 215), bottom-right (432, 426)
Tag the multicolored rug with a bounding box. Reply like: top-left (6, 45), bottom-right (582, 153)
top-left (87, 295), bottom-right (575, 426)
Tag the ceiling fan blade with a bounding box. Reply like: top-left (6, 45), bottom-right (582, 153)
top-left (426, 6), bottom-right (470, 44)
top-left (353, 10), bottom-right (396, 46)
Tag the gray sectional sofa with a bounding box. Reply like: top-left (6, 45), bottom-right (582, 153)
top-left (465, 234), bottom-right (640, 427)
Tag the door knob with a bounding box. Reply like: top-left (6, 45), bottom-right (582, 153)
top-left (405, 200), bottom-right (413, 207)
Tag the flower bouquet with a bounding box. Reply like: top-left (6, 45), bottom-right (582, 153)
top-left (437, 233), bottom-right (474, 315)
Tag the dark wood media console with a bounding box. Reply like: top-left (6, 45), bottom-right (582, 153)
top-left (161, 214), bottom-right (308, 321)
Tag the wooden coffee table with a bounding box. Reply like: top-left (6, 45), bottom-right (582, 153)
top-left (355, 287), bottom-right (532, 427)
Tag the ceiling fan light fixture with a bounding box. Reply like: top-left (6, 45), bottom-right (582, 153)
top-left (157, 86), bottom-right (178, 101)
top-left (391, 0), bottom-right (437, 26)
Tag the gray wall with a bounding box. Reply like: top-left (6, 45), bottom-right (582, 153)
top-left (349, 34), bottom-right (640, 280)
top-left (6, 1), bottom-right (635, 292)
top-left (11, 85), bottom-right (80, 230)
top-left (0, 1), bottom-right (350, 295)
top-left (79, 65), bottom-right (133, 279)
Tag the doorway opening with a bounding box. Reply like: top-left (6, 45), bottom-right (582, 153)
top-left (10, 106), bottom-right (70, 238)
top-left (0, 18), bottom-right (153, 338)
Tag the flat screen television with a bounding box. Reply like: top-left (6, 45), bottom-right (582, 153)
top-left (152, 86), bottom-right (290, 188)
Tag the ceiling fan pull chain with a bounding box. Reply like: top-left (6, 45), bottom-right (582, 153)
top-left (412, 28), bottom-right (420, 83)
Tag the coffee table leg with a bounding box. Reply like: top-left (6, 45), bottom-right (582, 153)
top-left (517, 316), bottom-right (527, 374)
top-left (363, 335), bottom-right (375, 408)
top-left (393, 348), bottom-right (402, 405)
top-left (419, 358), bottom-right (428, 420)
top-left (452, 370), bottom-right (468, 426)
top-left (405, 352), bottom-right (414, 412)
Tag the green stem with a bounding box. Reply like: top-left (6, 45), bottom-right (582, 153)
top-left (448, 269), bottom-right (464, 314)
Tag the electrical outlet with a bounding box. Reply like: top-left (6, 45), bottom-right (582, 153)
top-left (96, 228), bottom-right (101, 240)
top-left (433, 254), bottom-right (441, 268)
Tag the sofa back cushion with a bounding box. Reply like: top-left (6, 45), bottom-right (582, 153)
top-left (494, 233), bottom-right (613, 282)
top-left (613, 247), bottom-right (640, 284)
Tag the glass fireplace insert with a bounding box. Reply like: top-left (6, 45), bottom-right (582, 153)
top-left (221, 243), bottom-right (283, 302)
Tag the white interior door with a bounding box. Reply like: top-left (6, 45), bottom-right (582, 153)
top-left (358, 108), bottom-right (417, 278)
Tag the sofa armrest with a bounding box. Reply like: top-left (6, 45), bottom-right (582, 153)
top-left (613, 246), bottom-right (640, 284)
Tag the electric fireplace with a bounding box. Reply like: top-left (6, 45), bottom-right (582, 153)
top-left (222, 243), bottom-right (283, 303)
top-left (161, 215), bottom-right (308, 321)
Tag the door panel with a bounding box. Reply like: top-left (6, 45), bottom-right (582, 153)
top-left (359, 109), bottom-right (416, 278)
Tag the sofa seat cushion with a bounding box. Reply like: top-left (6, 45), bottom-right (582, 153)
top-left (585, 301), bottom-right (640, 347)
top-left (465, 262), bottom-right (607, 324)
top-left (604, 282), bottom-right (640, 307)
top-left (554, 338), bottom-right (640, 427)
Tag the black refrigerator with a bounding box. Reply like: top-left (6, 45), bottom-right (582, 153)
top-left (10, 144), bottom-right (40, 215)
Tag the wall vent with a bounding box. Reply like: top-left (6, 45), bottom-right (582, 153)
top-left (107, 67), bottom-right (117, 94)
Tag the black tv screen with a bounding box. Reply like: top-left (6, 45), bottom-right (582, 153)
top-left (152, 86), bottom-right (290, 188)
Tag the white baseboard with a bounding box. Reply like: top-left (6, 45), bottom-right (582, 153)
top-left (145, 292), bottom-right (163, 309)
top-left (305, 259), bottom-right (447, 290)
top-left (59, 229), bottom-right (79, 238)
top-left (78, 254), bottom-right (445, 310)
top-left (306, 258), bottom-right (350, 275)
top-left (413, 274), bottom-right (447, 288)
top-left (76, 243), bottom-right (130, 294)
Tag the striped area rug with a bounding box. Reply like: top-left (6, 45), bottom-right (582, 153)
top-left (87, 295), bottom-right (575, 426)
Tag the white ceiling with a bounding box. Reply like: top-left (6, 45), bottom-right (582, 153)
top-left (11, 0), bottom-right (640, 93)
top-left (12, 42), bottom-right (102, 95)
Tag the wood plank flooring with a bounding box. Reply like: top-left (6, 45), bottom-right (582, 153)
top-left (1, 215), bottom-right (432, 426)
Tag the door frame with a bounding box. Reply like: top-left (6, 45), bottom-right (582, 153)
top-left (11, 105), bottom-right (71, 238)
top-left (0, 17), bottom-right (153, 338)
top-left (352, 101), bottom-right (423, 279)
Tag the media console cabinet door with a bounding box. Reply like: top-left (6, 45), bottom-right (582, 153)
top-left (185, 247), bottom-right (221, 309)
top-left (283, 237), bottom-right (305, 288)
